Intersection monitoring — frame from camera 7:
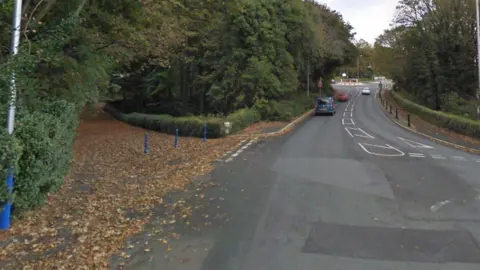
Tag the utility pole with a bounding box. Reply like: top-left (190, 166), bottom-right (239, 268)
top-left (357, 56), bottom-right (359, 80)
top-left (1, 0), bottom-right (23, 230)
top-left (476, 0), bottom-right (480, 119)
top-left (307, 56), bottom-right (310, 97)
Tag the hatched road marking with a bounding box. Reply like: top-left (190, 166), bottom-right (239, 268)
top-left (220, 139), bottom-right (257, 162)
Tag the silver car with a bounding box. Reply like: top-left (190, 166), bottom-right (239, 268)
top-left (361, 87), bottom-right (371, 95)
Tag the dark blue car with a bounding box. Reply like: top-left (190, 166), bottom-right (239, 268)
top-left (314, 97), bottom-right (336, 116)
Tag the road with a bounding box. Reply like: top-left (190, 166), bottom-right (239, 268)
top-left (114, 83), bottom-right (480, 270)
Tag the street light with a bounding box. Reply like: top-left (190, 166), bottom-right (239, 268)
top-left (0, 0), bottom-right (23, 230)
top-left (475, 0), bottom-right (480, 119)
top-left (357, 54), bottom-right (362, 81)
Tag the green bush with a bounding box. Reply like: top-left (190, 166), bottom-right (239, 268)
top-left (13, 101), bottom-right (79, 212)
top-left (225, 108), bottom-right (261, 134)
top-left (391, 91), bottom-right (480, 138)
top-left (0, 128), bottom-right (23, 204)
top-left (105, 104), bottom-right (225, 137)
top-left (106, 104), bottom-right (264, 137)
top-left (253, 95), bottom-right (313, 121)
top-left (0, 100), bottom-right (79, 212)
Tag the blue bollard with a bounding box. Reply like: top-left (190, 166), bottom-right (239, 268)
top-left (203, 123), bottom-right (207, 142)
top-left (174, 128), bottom-right (179, 148)
top-left (144, 132), bottom-right (149, 154)
top-left (0, 168), bottom-right (14, 230)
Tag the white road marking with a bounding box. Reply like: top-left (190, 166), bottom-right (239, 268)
top-left (345, 127), bottom-right (375, 139)
top-left (398, 137), bottom-right (434, 149)
top-left (408, 153), bottom-right (425, 158)
top-left (344, 127), bottom-right (354, 138)
top-left (342, 118), bottom-right (355, 125)
top-left (476, 159), bottom-right (480, 163)
top-left (431, 155), bottom-right (446, 160)
top-left (343, 112), bottom-right (352, 117)
top-left (452, 156), bottom-right (467, 161)
top-left (430, 200), bottom-right (451, 212)
top-left (358, 143), bottom-right (405, 157)
top-left (221, 139), bottom-right (257, 162)
top-left (231, 149), bottom-right (243, 157)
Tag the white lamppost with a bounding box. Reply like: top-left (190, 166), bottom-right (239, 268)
top-left (1, 0), bottom-right (23, 230)
top-left (475, 0), bottom-right (480, 119)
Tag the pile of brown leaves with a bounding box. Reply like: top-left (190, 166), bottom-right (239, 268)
top-left (0, 111), bottom-right (247, 269)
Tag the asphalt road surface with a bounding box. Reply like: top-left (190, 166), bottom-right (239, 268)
top-left (116, 82), bottom-right (480, 270)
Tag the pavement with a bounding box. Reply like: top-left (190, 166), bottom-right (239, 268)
top-left (111, 82), bottom-right (480, 270)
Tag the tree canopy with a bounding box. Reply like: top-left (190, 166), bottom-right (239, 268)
top-left (0, 0), bottom-right (356, 212)
top-left (372, 0), bottom-right (480, 118)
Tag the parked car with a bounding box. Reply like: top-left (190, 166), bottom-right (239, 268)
top-left (361, 87), bottom-right (371, 95)
top-left (335, 91), bottom-right (349, 102)
top-left (314, 97), bottom-right (336, 116)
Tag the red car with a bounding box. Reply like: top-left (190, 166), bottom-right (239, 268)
top-left (335, 91), bottom-right (349, 102)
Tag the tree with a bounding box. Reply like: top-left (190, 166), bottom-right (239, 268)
top-left (373, 0), bottom-right (479, 115)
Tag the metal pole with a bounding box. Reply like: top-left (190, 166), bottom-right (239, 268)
top-left (357, 56), bottom-right (359, 80)
top-left (1, 0), bottom-right (23, 230)
top-left (7, 0), bottom-right (22, 134)
top-left (307, 56), bottom-right (310, 97)
top-left (476, 0), bottom-right (480, 119)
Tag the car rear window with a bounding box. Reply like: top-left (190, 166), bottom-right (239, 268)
top-left (317, 98), bottom-right (329, 105)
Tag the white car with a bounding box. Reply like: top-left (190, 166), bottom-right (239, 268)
top-left (361, 87), bottom-right (371, 95)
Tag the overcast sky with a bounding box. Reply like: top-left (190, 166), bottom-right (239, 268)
top-left (317, 0), bottom-right (399, 44)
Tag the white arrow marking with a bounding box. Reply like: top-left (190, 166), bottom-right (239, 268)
top-left (398, 137), bottom-right (434, 149)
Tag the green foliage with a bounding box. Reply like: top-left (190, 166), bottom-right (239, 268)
top-left (374, 0), bottom-right (480, 118)
top-left (225, 108), bottom-right (261, 134)
top-left (0, 0), bottom-right (355, 214)
top-left (106, 104), bottom-right (224, 137)
top-left (106, 104), bottom-right (262, 137)
top-left (0, 128), bottom-right (23, 203)
top-left (13, 100), bottom-right (78, 212)
top-left (0, 7), bottom-right (112, 213)
top-left (392, 91), bottom-right (480, 138)
top-left (253, 95), bottom-right (314, 121)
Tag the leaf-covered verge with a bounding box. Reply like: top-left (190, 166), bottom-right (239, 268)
top-left (0, 112), bottom-right (251, 269)
top-left (0, 0), bottom-right (355, 215)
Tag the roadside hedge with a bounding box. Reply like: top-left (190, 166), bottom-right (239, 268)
top-left (225, 108), bottom-right (261, 134)
top-left (391, 91), bottom-right (480, 138)
top-left (0, 100), bottom-right (79, 213)
top-left (105, 104), bottom-right (261, 137)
